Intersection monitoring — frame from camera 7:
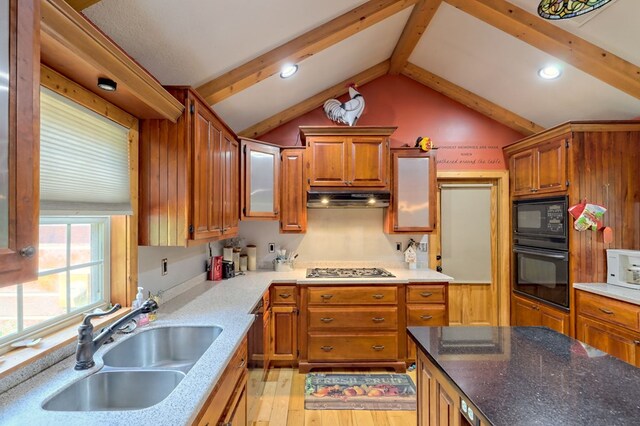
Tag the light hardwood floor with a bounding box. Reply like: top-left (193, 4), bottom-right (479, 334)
top-left (248, 368), bottom-right (417, 426)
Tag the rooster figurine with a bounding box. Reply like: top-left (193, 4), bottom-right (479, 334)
top-left (323, 84), bottom-right (365, 126)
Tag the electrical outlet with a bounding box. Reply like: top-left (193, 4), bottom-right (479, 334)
top-left (268, 243), bottom-right (275, 253)
top-left (396, 242), bottom-right (402, 251)
top-left (161, 258), bottom-right (168, 276)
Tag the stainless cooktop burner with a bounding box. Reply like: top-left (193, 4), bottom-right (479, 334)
top-left (305, 268), bottom-right (395, 278)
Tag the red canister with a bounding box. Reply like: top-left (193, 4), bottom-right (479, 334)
top-left (213, 255), bottom-right (223, 281)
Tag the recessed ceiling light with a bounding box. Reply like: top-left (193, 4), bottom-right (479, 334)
top-left (280, 64), bottom-right (298, 79)
top-left (538, 66), bottom-right (562, 80)
top-left (97, 77), bottom-right (117, 92)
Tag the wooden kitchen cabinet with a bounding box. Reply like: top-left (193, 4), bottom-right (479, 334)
top-left (416, 347), bottom-right (489, 426)
top-left (195, 337), bottom-right (248, 426)
top-left (280, 148), bottom-right (306, 233)
top-left (507, 136), bottom-right (568, 197)
top-left (575, 290), bottom-right (640, 367)
top-left (299, 284), bottom-right (405, 373)
top-left (0, 0), bottom-right (40, 286)
top-left (268, 284), bottom-right (298, 365)
top-left (300, 126), bottom-right (395, 189)
top-left (139, 87), bottom-right (239, 246)
top-left (241, 138), bottom-right (280, 220)
top-left (406, 283), bottom-right (449, 360)
top-left (511, 293), bottom-right (570, 335)
top-left (385, 149), bottom-right (437, 233)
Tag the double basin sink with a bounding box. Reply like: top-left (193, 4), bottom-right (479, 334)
top-left (42, 326), bottom-right (222, 412)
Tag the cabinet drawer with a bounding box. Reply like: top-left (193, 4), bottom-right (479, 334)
top-left (407, 305), bottom-right (447, 326)
top-left (577, 291), bottom-right (639, 332)
top-left (407, 285), bottom-right (446, 304)
top-left (307, 334), bottom-right (398, 361)
top-left (308, 307), bottom-right (398, 331)
top-left (272, 285), bottom-right (297, 305)
top-left (307, 286), bottom-right (397, 305)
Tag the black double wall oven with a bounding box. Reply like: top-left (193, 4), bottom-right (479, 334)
top-left (513, 196), bottom-right (569, 311)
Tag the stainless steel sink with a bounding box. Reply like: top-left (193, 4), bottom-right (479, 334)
top-left (42, 325), bottom-right (223, 412)
top-left (42, 370), bottom-right (185, 411)
top-left (102, 326), bottom-right (222, 372)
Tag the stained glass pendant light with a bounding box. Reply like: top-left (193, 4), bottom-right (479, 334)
top-left (538, 0), bottom-right (613, 20)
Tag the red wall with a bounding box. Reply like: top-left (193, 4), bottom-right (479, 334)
top-left (260, 74), bottom-right (526, 170)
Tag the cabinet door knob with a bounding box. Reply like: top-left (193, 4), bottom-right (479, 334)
top-left (320, 346), bottom-right (333, 352)
top-left (274, 210), bottom-right (279, 215)
top-left (372, 294), bottom-right (384, 300)
top-left (420, 292), bottom-right (433, 297)
top-left (372, 317), bottom-right (385, 323)
top-left (372, 345), bottom-right (385, 351)
top-left (279, 293), bottom-right (291, 299)
top-left (634, 340), bottom-right (640, 345)
top-left (19, 246), bottom-right (36, 258)
top-left (420, 315), bottom-right (433, 320)
top-left (321, 294), bottom-right (333, 300)
top-left (239, 358), bottom-right (246, 368)
top-left (320, 317), bottom-right (334, 323)
top-left (599, 308), bottom-right (614, 315)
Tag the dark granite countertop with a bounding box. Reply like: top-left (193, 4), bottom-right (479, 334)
top-left (408, 326), bottom-right (640, 426)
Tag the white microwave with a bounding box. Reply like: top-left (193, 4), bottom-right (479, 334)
top-left (607, 249), bottom-right (640, 290)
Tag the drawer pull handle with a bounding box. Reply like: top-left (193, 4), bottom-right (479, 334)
top-left (372, 317), bottom-right (385, 323)
top-left (372, 294), bottom-right (384, 299)
top-left (372, 345), bottom-right (385, 351)
top-left (321, 346), bottom-right (333, 352)
top-left (420, 292), bottom-right (433, 297)
top-left (239, 358), bottom-right (246, 368)
top-left (321, 294), bottom-right (333, 300)
top-left (634, 340), bottom-right (640, 345)
top-left (420, 315), bottom-right (433, 320)
top-left (279, 293), bottom-right (291, 299)
top-left (320, 317), bottom-right (334, 323)
top-left (599, 308), bottom-right (614, 315)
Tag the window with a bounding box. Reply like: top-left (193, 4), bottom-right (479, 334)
top-left (0, 217), bottom-right (109, 346)
top-left (0, 86), bottom-right (131, 351)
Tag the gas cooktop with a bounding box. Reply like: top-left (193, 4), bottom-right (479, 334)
top-left (305, 268), bottom-right (395, 278)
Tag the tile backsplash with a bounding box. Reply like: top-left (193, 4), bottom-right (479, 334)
top-left (238, 209), bottom-right (425, 268)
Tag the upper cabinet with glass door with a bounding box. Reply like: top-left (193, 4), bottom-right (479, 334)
top-left (0, 0), bottom-right (40, 286)
top-left (241, 138), bottom-right (280, 220)
top-left (385, 148), bottom-right (437, 233)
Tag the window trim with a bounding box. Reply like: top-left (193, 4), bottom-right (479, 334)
top-left (0, 64), bottom-right (139, 376)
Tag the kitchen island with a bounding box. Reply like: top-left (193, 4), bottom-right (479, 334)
top-left (408, 326), bottom-right (640, 426)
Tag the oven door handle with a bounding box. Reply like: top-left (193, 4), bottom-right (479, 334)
top-left (513, 247), bottom-right (568, 260)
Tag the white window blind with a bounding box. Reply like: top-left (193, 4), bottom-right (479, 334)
top-left (40, 87), bottom-right (132, 215)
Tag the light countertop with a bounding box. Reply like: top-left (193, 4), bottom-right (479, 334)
top-left (0, 267), bottom-right (450, 426)
top-left (573, 282), bottom-right (640, 306)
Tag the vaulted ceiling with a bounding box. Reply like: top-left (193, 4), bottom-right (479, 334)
top-left (78, 0), bottom-right (640, 138)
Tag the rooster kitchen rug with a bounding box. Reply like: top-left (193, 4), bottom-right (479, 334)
top-left (304, 373), bottom-right (417, 410)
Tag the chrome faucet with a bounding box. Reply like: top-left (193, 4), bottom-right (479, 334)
top-left (74, 298), bottom-right (159, 370)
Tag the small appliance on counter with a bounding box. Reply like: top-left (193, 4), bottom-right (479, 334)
top-left (222, 260), bottom-right (235, 279)
top-left (607, 249), bottom-right (640, 290)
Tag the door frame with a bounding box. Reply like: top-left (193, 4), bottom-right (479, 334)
top-left (429, 171), bottom-right (510, 326)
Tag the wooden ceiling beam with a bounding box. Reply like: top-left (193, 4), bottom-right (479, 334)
top-left (197, 0), bottom-right (417, 105)
top-left (239, 61), bottom-right (390, 139)
top-left (403, 62), bottom-right (544, 135)
top-left (65, 0), bottom-right (101, 11)
top-left (445, 0), bottom-right (640, 99)
top-left (389, 0), bottom-right (443, 75)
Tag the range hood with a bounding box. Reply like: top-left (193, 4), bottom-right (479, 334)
top-left (307, 190), bottom-right (390, 208)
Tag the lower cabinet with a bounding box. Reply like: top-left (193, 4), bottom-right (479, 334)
top-left (416, 348), bottom-right (489, 426)
top-left (406, 283), bottom-right (449, 361)
top-left (511, 293), bottom-right (570, 335)
top-left (195, 337), bottom-right (248, 426)
top-left (575, 290), bottom-right (640, 367)
top-left (299, 285), bottom-right (407, 373)
top-left (268, 284), bottom-right (298, 366)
